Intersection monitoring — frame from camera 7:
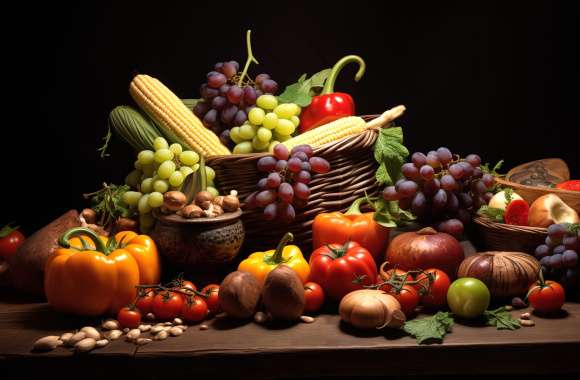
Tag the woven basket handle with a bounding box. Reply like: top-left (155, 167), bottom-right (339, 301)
top-left (366, 105), bottom-right (406, 130)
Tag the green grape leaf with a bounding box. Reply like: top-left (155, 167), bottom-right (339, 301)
top-left (373, 127), bottom-right (408, 186)
top-left (403, 311), bottom-right (454, 344)
top-left (277, 69), bottom-right (331, 107)
top-left (484, 307), bottom-right (521, 330)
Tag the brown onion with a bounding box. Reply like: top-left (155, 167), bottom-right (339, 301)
top-left (385, 227), bottom-right (464, 278)
top-left (457, 251), bottom-right (540, 297)
top-left (339, 289), bottom-right (405, 329)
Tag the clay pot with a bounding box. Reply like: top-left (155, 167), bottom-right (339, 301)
top-left (151, 209), bottom-right (244, 276)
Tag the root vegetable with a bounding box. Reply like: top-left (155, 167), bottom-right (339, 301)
top-left (339, 289), bottom-right (406, 329)
top-left (9, 210), bottom-right (81, 295)
top-left (75, 338), bottom-right (96, 352)
top-left (219, 271), bottom-right (261, 319)
top-left (262, 265), bottom-right (305, 321)
top-left (32, 336), bottom-right (61, 352)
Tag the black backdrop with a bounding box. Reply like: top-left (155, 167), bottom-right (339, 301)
top-left (3, 1), bottom-right (578, 233)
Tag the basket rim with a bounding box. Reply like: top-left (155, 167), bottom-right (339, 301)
top-left (495, 177), bottom-right (580, 197)
top-left (206, 114), bottom-right (382, 160)
top-left (473, 216), bottom-right (547, 234)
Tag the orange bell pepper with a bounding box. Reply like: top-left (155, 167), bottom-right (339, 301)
top-left (312, 198), bottom-right (390, 263)
top-left (44, 227), bottom-right (160, 317)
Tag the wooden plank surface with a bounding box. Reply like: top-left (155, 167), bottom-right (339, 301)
top-left (1, 238), bottom-right (579, 377)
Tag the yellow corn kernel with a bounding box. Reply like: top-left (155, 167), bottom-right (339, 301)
top-left (282, 116), bottom-right (366, 150)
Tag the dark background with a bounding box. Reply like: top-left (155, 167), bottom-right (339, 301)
top-left (3, 1), bottom-right (578, 233)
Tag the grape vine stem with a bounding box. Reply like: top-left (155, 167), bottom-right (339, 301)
top-left (237, 30), bottom-right (259, 87)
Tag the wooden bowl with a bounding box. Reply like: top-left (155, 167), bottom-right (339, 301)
top-left (151, 209), bottom-right (244, 273)
top-left (495, 158), bottom-right (579, 212)
top-left (473, 216), bottom-right (547, 255)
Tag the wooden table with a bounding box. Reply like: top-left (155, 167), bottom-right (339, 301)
top-left (1, 240), bottom-right (580, 378)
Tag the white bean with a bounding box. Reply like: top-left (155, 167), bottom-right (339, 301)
top-left (80, 326), bottom-right (101, 340)
top-left (32, 336), bottom-right (61, 352)
top-left (75, 338), bottom-right (96, 352)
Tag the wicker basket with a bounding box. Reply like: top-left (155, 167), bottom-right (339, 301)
top-left (207, 115), bottom-right (384, 254)
top-left (474, 216), bottom-right (547, 254)
top-left (495, 158), bottom-right (580, 212)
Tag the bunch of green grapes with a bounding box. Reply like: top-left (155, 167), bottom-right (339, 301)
top-left (229, 95), bottom-right (301, 154)
top-left (123, 137), bottom-right (218, 231)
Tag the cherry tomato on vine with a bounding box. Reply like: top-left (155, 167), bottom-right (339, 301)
top-left (389, 285), bottom-right (419, 316)
top-left (378, 268), bottom-right (413, 293)
top-left (416, 268), bottom-right (450, 309)
top-left (528, 280), bottom-right (565, 313)
top-left (152, 291), bottom-right (184, 320)
top-left (117, 307), bottom-right (141, 329)
top-left (201, 284), bottom-right (220, 315)
top-left (304, 282), bottom-right (325, 314)
top-left (181, 296), bottom-right (208, 323)
top-left (0, 223), bottom-right (25, 260)
top-left (135, 289), bottom-right (155, 314)
top-left (181, 280), bottom-right (197, 292)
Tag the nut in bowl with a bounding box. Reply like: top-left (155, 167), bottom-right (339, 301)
top-left (151, 176), bottom-right (244, 276)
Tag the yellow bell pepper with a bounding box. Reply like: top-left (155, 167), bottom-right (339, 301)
top-left (44, 227), bottom-right (161, 317)
top-left (238, 232), bottom-right (310, 285)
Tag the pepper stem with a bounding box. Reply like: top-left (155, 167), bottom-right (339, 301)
top-left (326, 240), bottom-right (351, 258)
top-left (237, 30), bottom-right (259, 87)
top-left (345, 196), bottom-right (379, 215)
top-left (271, 232), bottom-right (294, 263)
top-left (58, 227), bottom-right (109, 255)
top-left (321, 55), bottom-right (366, 95)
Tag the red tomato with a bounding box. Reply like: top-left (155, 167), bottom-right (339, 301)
top-left (0, 224), bottom-right (25, 260)
top-left (135, 289), bottom-right (155, 314)
top-left (181, 296), bottom-right (208, 323)
top-left (117, 307), bottom-right (141, 328)
top-left (304, 282), bottom-right (325, 313)
top-left (181, 280), bottom-right (197, 292)
top-left (201, 284), bottom-right (220, 315)
top-left (378, 268), bottom-right (413, 293)
top-left (417, 269), bottom-right (451, 309)
top-left (528, 280), bottom-right (565, 313)
top-left (308, 241), bottom-right (378, 302)
top-left (556, 180), bottom-right (580, 191)
top-left (152, 291), bottom-right (184, 320)
top-left (504, 199), bottom-right (529, 226)
top-left (389, 285), bottom-right (419, 316)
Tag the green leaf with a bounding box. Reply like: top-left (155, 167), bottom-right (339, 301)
top-left (481, 159), bottom-right (504, 175)
top-left (403, 311), bottom-right (454, 344)
top-left (484, 307), bottom-right (521, 330)
top-left (477, 205), bottom-right (505, 222)
top-left (0, 222), bottom-right (19, 238)
top-left (277, 69), bottom-right (331, 107)
top-left (373, 127), bottom-right (408, 186)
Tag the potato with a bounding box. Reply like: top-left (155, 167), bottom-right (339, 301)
top-left (9, 210), bottom-right (81, 296)
top-left (218, 271), bottom-right (261, 319)
top-left (262, 265), bottom-right (305, 321)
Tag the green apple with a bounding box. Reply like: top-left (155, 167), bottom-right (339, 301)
top-left (447, 278), bottom-right (491, 318)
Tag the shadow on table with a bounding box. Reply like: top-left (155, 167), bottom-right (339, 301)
top-left (339, 320), bottom-right (407, 340)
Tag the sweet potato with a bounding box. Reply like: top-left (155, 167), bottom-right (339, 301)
top-left (8, 210), bottom-right (81, 296)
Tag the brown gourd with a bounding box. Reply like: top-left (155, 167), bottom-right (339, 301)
top-left (457, 251), bottom-right (540, 297)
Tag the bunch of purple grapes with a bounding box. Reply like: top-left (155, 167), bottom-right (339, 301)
top-left (245, 144), bottom-right (330, 223)
top-left (382, 147), bottom-right (494, 236)
top-left (535, 223), bottom-right (579, 288)
top-left (193, 60), bottom-right (279, 146)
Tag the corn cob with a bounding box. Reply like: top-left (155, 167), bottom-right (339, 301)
top-left (282, 116), bottom-right (366, 150)
top-left (108, 106), bottom-right (162, 151)
top-left (130, 74), bottom-right (231, 157)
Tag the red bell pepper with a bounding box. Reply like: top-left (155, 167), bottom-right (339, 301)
top-left (299, 55), bottom-right (366, 133)
top-left (312, 197), bottom-right (389, 263)
top-left (556, 180), bottom-right (580, 191)
top-left (308, 241), bottom-right (377, 302)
